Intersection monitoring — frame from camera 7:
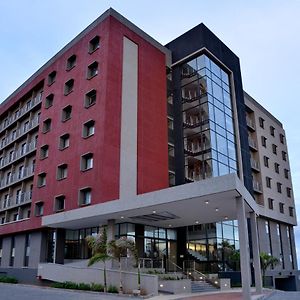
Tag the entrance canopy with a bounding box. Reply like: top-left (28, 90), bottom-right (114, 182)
top-left (42, 173), bottom-right (259, 229)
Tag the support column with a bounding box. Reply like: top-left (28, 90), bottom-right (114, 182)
top-left (107, 219), bottom-right (116, 242)
top-left (236, 197), bottom-right (251, 300)
top-left (250, 212), bottom-right (263, 293)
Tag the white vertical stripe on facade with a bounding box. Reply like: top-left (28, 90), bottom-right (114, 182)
top-left (119, 37), bottom-right (138, 199)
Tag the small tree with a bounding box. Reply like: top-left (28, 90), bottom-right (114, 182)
top-left (108, 237), bottom-right (138, 293)
top-left (220, 240), bottom-right (240, 271)
top-left (260, 252), bottom-right (279, 287)
top-left (86, 227), bottom-right (110, 292)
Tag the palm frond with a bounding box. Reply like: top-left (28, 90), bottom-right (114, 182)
top-left (88, 253), bottom-right (111, 266)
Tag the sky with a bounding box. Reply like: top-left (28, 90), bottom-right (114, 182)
top-left (0, 0), bottom-right (300, 263)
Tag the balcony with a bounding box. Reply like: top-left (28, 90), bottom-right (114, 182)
top-left (0, 92), bottom-right (42, 134)
top-left (246, 117), bottom-right (255, 131)
top-left (0, 191), bottom-right (32, 212)
top-left (184, 142), bottom-right (210, 156)
top-left (253, 180), bottom-right (262, 194)
top-left (0, 166), bottom-right (34, 190)
top-left (248, 137), bottom-right (257, 151)
top-left (0, 141), bottom-right (37, 169)
top-left (0, 117), bottom-right (39, 151)
top-left (250, 159), bottom-right (260, 172)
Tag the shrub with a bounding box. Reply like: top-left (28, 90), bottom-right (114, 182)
top-left (64, 281), bottom-right (79, 289)
top-left (0, 276), bottom-right (18, 284)
top-left (51, 282), bottom-right (65, 288)
top-left (107, 285), bottom-right (119, 293)
top-left (78, 283), bottom-right (91, 290)
top-left (90, 283), bottom-right (104, 292)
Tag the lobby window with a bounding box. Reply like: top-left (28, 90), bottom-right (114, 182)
top-left (261, 136), bottom-right (267, 147)
top-left (279, 202), bottom-right (284, 214)
top-left (57, 164), bottom-right (68, 180)
top-left (87, 61), bottom-right (98, 79)
top-left (64, 79), bottom-right (74, 95)
top-left (272, 144), bottom-right (277, 155)
top-left (287, 187), bottom-right (292, 198)
top-left (289, 207), bottom-right (294, 217)
top-left (82, 120), bottom-right (95, 138)
top-left (259, 117), bottom-right (265, 129)
top-left (0, 238), bottom-right (2, 265)
top-left (268, 198), bottom-right (274, 210)
top-left (42, 118), bottom-right (52, 133)
top-left (277, 182), bottom-right (282, 193)
top-left (35, 202), bottom-right (44, 216)
top-left (274, 163), bottom-right (280, 174)
top-left (81, 153), bottom-right (93, 171)
top-left (279, 133), bottom-right (285, 144)
top-left (263, 156), bottom-right (269, 167)
top-left (23, 233), bottom-right (30, 267)
top-left (284, 169), bottom-right (289, 179)
top-left (79, 187), bottom-right (91, 206)
top-left (37, 173), bottom-right (46, 187)
top-left (40, 145), bottom-right (49, 159)
top-left (282, 151), bottom-right (287, 161)
top-left (59, 133), bottom-right (70, 150)
top-left (54, 195), bottom-right (65, 212)
top-left (48, 71), bottom-right (56, 85)
top-left (45, 93), bottom-right (54, 108)
top-left (66, 54), bottom-right (76, 70)
top-left (9, 237), bottom-right (15, 267)
top-left (62, 105), bottom-right (72, 122)
top-left (266, 177), bottom-right (272, 188)
top-left (88, 35), bottom-right (100, 53)
top-left (270, 126), bottom-right (275, 136)
top-left (84, 89), bottom-right (97, 108)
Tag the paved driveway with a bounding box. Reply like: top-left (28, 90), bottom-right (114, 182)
top-left (0, 283), bottom-right (136, 300)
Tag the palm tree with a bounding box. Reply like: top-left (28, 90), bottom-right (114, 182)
top-left (260, 252), bottom-right (279, 287)
top-left (108, 237), bottom-right (138, 293)
top-left (86, 227), bottom-right (110, 292)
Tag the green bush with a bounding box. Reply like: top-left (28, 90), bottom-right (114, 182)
top-left (0, 276), bottom-right (18, 284)
top-left (90, 283), bottom-right (104, 292)
top-left (64, 281), bottom-right (79, 289)
top-left (78, 282), bottom-right (91, 290)
top-left (107, 285), bottom-right (119, 293)
top-left (51, 282), bottom-right (65, 288)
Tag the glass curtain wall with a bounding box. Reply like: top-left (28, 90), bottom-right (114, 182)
top-left (181, 54), bottom-right (238, 182)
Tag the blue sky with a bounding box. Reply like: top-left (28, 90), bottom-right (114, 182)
top-left (1, 0), bottom-right (300, 263)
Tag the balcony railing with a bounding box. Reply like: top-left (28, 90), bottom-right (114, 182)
top-left (0, 92), bottom-right (42, 134)
top-left (246, 117), bottom-right (255, 131)
top-left (250, 159), bottom-right (260, 171)
top-left (0, 117), bottom-right (39, 151)
top-left (248, 137), bottom-right (257, 151)
top-left (0, 191), bottom-right (32, 212)
top-left (0, 166), bottom-right (34, 190)
top-left (253, 180), bottom-right (262, 193)
top-left (0, 141), bottom-right (37, 169)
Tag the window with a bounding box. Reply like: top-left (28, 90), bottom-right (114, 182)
top-left (282, 151), bottom-right (287, 161)
top-left (279, 133), bottom-right (285, 144)
top-left (0, 238), bottom-right (2, 265)
top-left (62, 105), bottom-right (72, 122)
top-left (13, 213), bottom-right (19, 221)
top-left (18, 165), bottom-right (24, 179)
top-left (45, 94), bottom-right (54, 108)
top-left (83, 120), bottom-right (95, 138)
top-left (268, 198), bottom-right (274, 210)
top-left (81, 153), bottom-right (93, 171)
top-left (277, 182), bottom-right (282, 193)
top-left (12, 130), bottom-right (16, 140)
top-left (263, 156), bottom-right (269, 167)
top-left (42, 118), bottom-right (52, 133)
top-left (6, 172), bottom-right (11, 184)
top-left (87, 61), bottom-right (98, 79)
top-left (284, 169), bottom-right (289, 179)
top-left (54, 195), bottom-right (65, 212)
top-left (40, 145), bottom-right (49, 159)
top-left (289, 207), bottom-right (294, 217)
top-left (85, 89), bottom-right (96, 107)
top-left (37, 173), bottom-right (46, 187)
top-left (261, 136), bottom-right (267, 147)
top-left (79, 187), bottom-right (92, 206)
top-left (9, 237), bottom-right (15, 267)
top-left (89, 35), bottom-right (100, 53)
top-left (24, 233), bottom-right (30, 267)
top-left (23, 121), bottom-right (29, 132)
top-left (274, 163), bottom-right (280, 174)
top-left (66, 54), bottom-right (76, 70)
top-left (59, 133), bottom-right (70, 150)
top-left (270, 126), bottom-right (275, 136)
top-left (259, 117), bottom-right (265, 128)
top-left (64, 79), bottom-right (74, 95)
top-left (266, 176), bottom-right (272, 188)
top-left (48, 71), bottom-right (56, 85)
top-left (279, 202), bottom-right (284, 214)
top-left (57, 164), bottom-right (68, 180)
top-left (9, 150), bottom-right (14, 162)
top-left (35, 202), bottom-right (44, 216)
top-left (16, 189), bottom-right (22, 204)
top-left (272, 144), bottom-right (277, 155)
top-left (167, 117), bottom-right (174, 130)
top-left (3, 194), bottom-right (9, 208)
top-left (287, 187), bottom-right (292, 198)
top-left (21, 142), bottom-right (27, 155)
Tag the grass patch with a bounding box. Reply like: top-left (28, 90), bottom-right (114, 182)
top-left (0, 276), bottom-right (18, 284)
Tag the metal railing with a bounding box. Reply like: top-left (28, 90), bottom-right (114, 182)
top-left (253, 180), bottom-right (262, 193)
top-left (138, 258), bottom-right (164, 269)
top-left (0, 191), bottom-right (32, 212)
top-left (250, 158), bottom-right (260, 171)
top-left (0, 166), bottom-right (34, 190)
top-left (248, 137), bottom-right (257, 150)
top-left (246, 117), bottom-right (255, 130)
top-left (0, 92), bottom-right (42, 134)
